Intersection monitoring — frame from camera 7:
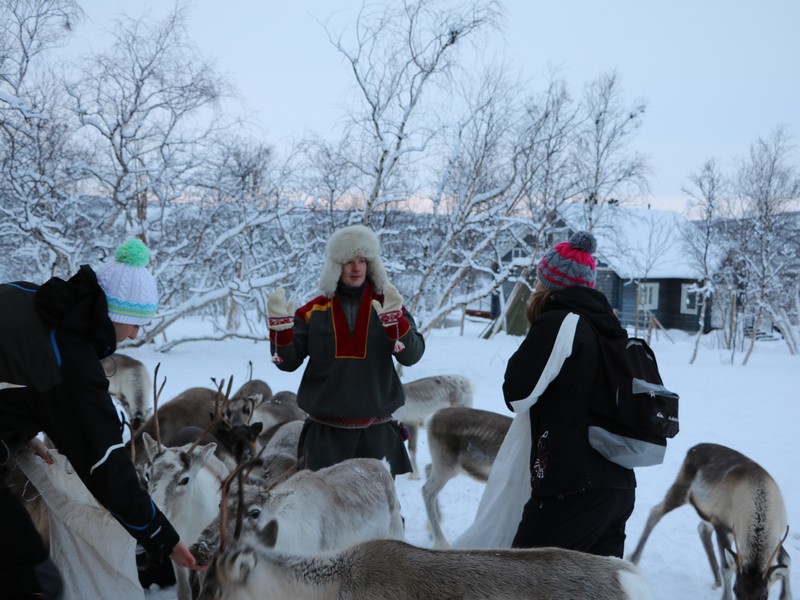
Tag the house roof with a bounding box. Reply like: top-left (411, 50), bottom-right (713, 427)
top-left (559, 203), bottom-right (697, 280)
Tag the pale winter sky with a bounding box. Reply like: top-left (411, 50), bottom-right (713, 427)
top-left (66, 0), bottom-right (800, 212)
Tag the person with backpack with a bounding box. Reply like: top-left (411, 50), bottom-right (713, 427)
top-left (501, 230), bottom-right (636, 558)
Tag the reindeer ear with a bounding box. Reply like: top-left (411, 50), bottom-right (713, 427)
top-left (260, 519), bottom-right (279, 548)
top-left (231, 549), bottom-right (257, 582)
top-left (198, 442), bottom-right (217, 466)
top-left (767, 564), bottom-right (789, 585)
top-left (142, 432), bottom-right (159, 462)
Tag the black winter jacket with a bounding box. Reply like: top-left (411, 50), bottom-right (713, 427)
top-left (502, 286), bottom-right (636, 499)
top-left (0, 266), bottom-right (180, 557)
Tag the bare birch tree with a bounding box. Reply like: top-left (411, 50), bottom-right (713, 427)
top-left (328, 0), bottom-right (502, 226)
top-left (682, 158), bottom-right (727, 363)
top-left (571, 71), bottom-right (649, 231)
top-left (0, 0), bottom-right (84, 278)
top-left (403, 66), bottom-right (519, 330)
top-left (65, 4), bottom-right (229, 250)
top-left (734, 126), bottom-right (800, 364)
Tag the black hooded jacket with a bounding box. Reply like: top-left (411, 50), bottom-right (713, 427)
top-left (503, 286), bottom-right (636, 499)
top-left (0, 266), bottom-right (180, 557)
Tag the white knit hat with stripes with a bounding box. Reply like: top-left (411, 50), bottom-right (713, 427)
top-left (95, 239), bottom-right (158, 325)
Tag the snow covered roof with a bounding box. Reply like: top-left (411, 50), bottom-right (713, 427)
top-left (559, 203), bottom-right (696, 280)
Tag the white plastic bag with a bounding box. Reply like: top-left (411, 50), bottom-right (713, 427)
top-left (16, 449), bottom-right (144, 600)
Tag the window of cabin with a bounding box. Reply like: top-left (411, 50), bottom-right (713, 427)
top-left (680, 283), bottom-right (698, 315)
top-left (637, 282), bottom-right (659, 310)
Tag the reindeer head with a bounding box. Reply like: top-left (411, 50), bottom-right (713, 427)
top-left (216, 421), bottom-right (263, 464)
top-left (198, 546), bottom-right (260, 600)
top-left (724, 537), bottom-right (790, 600)
top-left (142, 432), bottom-right (223, 542)
top-left (224, 395), bottom-right (258, 427)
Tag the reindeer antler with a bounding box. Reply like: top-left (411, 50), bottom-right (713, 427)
top-left (763, 526), bottom-right (789, 579)
top-left (152, 362), bottom-right (167, 455)
top-left (210, 375), bottom-right (234, 420)
top-left (182, 375), bottom-right (235, 459)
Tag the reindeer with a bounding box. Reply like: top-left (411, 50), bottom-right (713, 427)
top-left (161, 422), bottom-right (263, 473)
top-left (224, 379), bottom-right (274, 427)
top-left (142, 432), bottom-right (230, 600)
top-left (256, 391), bottom-right (306, 429)
top-left (225, 383), bottom-right (306, 434)
top-left (101, 352), bottom-right (152, 430)
top-left (628, 443), bottom-right (792, 600)
top-left (255, 420), bottom-right (303, 486)
top-left (422, 407), bottom-right (511, 548)
top-left (198, 518), bottom-right (654, 600)
top-left (393, 374), bottom-right (474, 479)
top-left (191, 480), bottom-right (269, 567)
top-left (129, 386), bottom-right (226, 461)
top-left (253, 457), bottom-right (404, 555)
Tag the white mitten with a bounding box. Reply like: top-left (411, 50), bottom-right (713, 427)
top-left (267, 288), bottom-right (295, 332)
top-left (372, 282), bottom-right (406, 352)
top-left (372, 282), bottom-right (403, 327)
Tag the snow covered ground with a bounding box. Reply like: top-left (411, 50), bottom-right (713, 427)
top-left (132, 316), bottom-right (798, 600)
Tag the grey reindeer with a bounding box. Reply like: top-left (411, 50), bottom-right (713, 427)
top-left (198, 519), bottom-right (654, 600)
top-left (628, 443), bottom-right (791, 600)
top-left (422, 406), bottom-right (511, 547)
top-left (101, 352), bottom-right (152, 430)
top-left (393, 374), bottom-right (474, 479)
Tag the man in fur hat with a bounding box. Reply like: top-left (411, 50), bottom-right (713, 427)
top-left (268, 224), bottom-right (425, 476)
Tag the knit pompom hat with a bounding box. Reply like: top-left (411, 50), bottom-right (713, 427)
top-left (318, 224), bottom-right (389, 297)
top-left (537, 231), bottom-right (597, 290)
top-left (95, 238), bottom-right (158, 325)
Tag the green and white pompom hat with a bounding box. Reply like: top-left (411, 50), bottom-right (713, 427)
top-left (95, 238), bottom-right (158, 325)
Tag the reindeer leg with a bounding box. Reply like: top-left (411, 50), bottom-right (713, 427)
top-left (697, 520), bottom-right (723, 589)
top-left (778, 546), bottom-right (792, 600)
top-left (628, 487), bottom-right (688, 563)
top-left (422, 460), bottom-right (454, 548)
top-left (628, 457), bottom-right (697, 564)
top-left (406, 423), bottom-right (420, 480)
top-left (721, 546), bottom-right (736, 600)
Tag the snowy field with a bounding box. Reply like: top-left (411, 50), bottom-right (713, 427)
top-left (127, 315), bottom-right (798, 600)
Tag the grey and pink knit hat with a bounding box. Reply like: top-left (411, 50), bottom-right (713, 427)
top-left (537, 231), bottom-right (597, 290)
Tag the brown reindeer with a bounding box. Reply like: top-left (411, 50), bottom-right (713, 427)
top-left (422, 406), bottom-right (511, 547)
top-left (628, 443), bottom-right (791, 600)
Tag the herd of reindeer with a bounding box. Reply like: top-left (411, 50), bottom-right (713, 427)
top-left (7, 352), bottom-right (792, 600)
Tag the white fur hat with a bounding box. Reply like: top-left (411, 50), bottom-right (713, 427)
top-left (318, 224), bottom-right (388, 297)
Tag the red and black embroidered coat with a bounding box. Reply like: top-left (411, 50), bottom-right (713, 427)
top-left (270, 281), bottom-right (425, 419)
